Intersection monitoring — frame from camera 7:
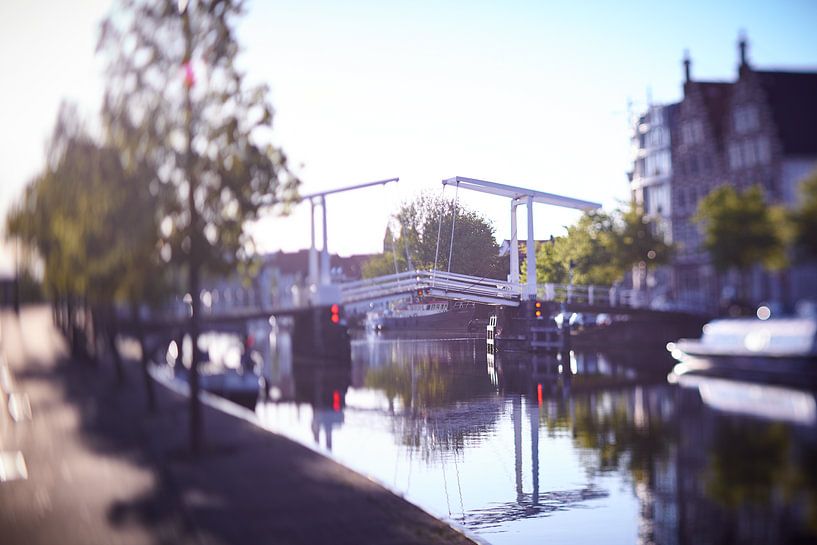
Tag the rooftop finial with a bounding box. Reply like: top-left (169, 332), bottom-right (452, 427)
top-left (683, 50), bottom-right (692, 83)
top-left (738, 30), bottom-right (749, 68)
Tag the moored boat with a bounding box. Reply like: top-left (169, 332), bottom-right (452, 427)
top-left (366, 298), bottom-right (480, 333)
top-left (668, 313), bottom-right (817, 377)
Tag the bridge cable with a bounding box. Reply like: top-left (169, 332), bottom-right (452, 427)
top-left (446, 181), bottom-right (460, 277)
top-left (389, 217), bottom-right (400, 275)
top-left (432, 184), bottom-right (447, 286)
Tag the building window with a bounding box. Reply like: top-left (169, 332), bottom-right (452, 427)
top-left (728, 143), bottom-right (742, 170)
top-left (734, 105), bottom-right (760, 134)
top-left (682, 120), bottom-right (704, 145)
top-left (756, 137), bottom-right (771, 164)
top-left (742, 139), bottom-right (757, 167)
top-left (645, 150), bottom-right (671, 177)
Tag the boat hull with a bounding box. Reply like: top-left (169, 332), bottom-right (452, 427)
top-left (371, 307), bottom-right (480, 333)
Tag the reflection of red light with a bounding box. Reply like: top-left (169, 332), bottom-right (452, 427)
top-left (332, 390), bottom-right (341, 412)
top-left (537, 383), bottom-right (543, 405)
top-left (330, 314), bottom-right (340, 324)
top-left (330, 304), bottom-right (340, 314)
top-left (246, 335), bottom-right (254, 348)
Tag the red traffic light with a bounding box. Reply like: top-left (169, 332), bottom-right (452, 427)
top-left (330, 304), bottom-right (340, 323)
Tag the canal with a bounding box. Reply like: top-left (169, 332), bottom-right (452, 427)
top-left (251, 334), bottom-right (817, 545)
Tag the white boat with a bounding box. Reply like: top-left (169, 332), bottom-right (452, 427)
top-left (668, 314), bottom-right (817, 381)
top-left (670, 316), bottom-right (817, 360)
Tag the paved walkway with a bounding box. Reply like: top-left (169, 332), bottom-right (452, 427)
top-left (0, 306), bottom-right (475, 545)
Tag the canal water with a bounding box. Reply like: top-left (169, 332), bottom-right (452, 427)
top-left (253, 334), bottom-right (817, 545)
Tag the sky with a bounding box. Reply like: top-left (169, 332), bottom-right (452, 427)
top-left (2, 0), bottom-right (817, 275)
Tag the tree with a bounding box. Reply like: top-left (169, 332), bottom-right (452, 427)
top-left (363, 193), bottom-right (506, 279)
top-left (97, 0), bottom-right (298, 453)
top-left (560, 210), bottom-right (620, 285)
top-left (6, 102), bottom-right (164, 389)
top-left (525, 203), bottom-right (672, 286)
top-left (694, 185), bottom-right (787, 300)
top-left (790, 169), bottom-right (817, 262)
top-left (614, 202), bottom-right (673, 272)
top-left (525, 236), bottom-right (570, 284)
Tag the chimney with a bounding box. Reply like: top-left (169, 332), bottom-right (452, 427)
top-left (683, 50), bottom-right (691, 83)
top-left (738, 31), bottom-right (749, 73)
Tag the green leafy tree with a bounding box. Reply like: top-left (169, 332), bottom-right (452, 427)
top-left (363, 193), bottom-right (506, 279)
top-left (614, 202), bottom-right (673, 272)
top-left (525, 210), bottom-right (620, 285)
top-left (6, 103), bottom-right (164, 386)
top-left (524, 202), bottom-right (671, 286)
top-left (524, 236), bottom-right (570, 284)
top-left (790, 169), bottom-right (817, 262)
top-left (97, 0), bottom-right (299, 452)
top-left (694, 185), bottom-right (787, 300)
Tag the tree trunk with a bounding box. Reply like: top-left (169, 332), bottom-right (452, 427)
top-left (184, 6), bottom-right (203, 456)
top-left (131, 303), bottom-right (156, 413)
top-left (86, 300), bottom-right (99, 366)
top-left (107, 306), bottom-right (126, 386)
top-left (188, 262), bottom-right (203, 454)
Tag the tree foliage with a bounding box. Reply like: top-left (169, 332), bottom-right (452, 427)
top-left (525, 202), bottom-right (672, 285)
top-left (96, 0), bottom-right (299, 452)
top-left (97, 0), bottom-right (299, 277)
top-left (694, 185), bottom-right (788, 273)
top-left (6, 103), bottom-right (163, 306)
top-left (363, 193), bottom-right (506, 279)
top-left (790, 169), bottom-right (817, 262)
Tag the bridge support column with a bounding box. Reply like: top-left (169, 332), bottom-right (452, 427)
top-left (509, 201), bottom-right (519, 285)
top-left (525, 195), bottom-right (536, 300)
top-left (309, 199), bottom-right (319, 286)
top-left (320, 195), bottom-right (330, 286)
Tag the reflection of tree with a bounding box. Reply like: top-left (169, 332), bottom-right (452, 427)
top-left (365, 358), bottom-right (492, 410)
top-left (801, 446), bottom-right (817, 535)
top-left (364, 357), bottom-right (498, 457)
top-left (706, 420), bottom-right (789, 508)
top-left (571, 389), bottom-right (673, 486)
top-left (704, 419), bottom-right (817, 539)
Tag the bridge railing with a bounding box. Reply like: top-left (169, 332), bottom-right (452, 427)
top-left (426, 271), bottom-right (522, 301)
top-left (340, 270), bottom-right (426, 303)
top-left (339, 270), bottom-right (523, 304)
top-left (537, 283), bottom-right (640, 308)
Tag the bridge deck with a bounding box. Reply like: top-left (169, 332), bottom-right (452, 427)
top-left (339, 270), bottom-right (521, 307)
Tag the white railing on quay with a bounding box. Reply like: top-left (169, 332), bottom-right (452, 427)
top-left (537, 283), bottom-right (640, 308)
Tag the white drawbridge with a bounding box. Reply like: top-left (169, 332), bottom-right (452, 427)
top-left (301, 175), bottom-right (606, 311)
top-left (340, 270), bottom-right (523, 307)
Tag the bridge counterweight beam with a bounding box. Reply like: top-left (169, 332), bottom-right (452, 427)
top-left (510, 201), bottom-right (519, 285)
top-left (309, 199), bottom-right (318, 285)
top-left (526, 195), bottom-right (536, 299)
top-left (321, 195), bottom-right (330, 286)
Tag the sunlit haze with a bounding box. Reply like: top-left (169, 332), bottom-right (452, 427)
top-left (2, 0), bottom-right (817, 269)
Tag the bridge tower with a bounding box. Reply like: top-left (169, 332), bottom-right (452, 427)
top-left (301, 177), bottom-right (399, 305)
top-left (441, 176), bottom-right (600, 300)
top-left (442, 176), bottom-right (600, 353)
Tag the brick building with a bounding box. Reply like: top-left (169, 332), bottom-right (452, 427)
top-left (630, 36), bottom-right (817, 312)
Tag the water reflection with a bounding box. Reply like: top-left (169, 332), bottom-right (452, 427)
top-left (254, 331), bottom-right (817, 545)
